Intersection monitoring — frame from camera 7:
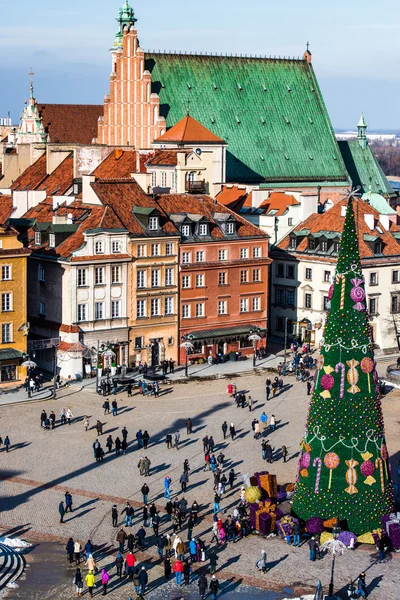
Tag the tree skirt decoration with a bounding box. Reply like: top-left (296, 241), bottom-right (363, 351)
top-left (249, 500), bottom-right (282, 535)
top-left (277, 516), bottom-right (299, 538)
top-left (383, 513), bottom-right (400, 549)
top-left (338, 531), bottom-right (357, 547)
top-left (320, 531), bottom-right (334, 544)
top-left (306, 516), bottom-right (325, 535)
top-left (255, 472), bottom-right (278, 499)
top-left (292, 193), bottom-right (394, 535)
top-left (245, 486), bottom-right (262, 504)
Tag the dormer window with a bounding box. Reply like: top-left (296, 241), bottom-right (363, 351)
top-left (95, 240), bottom-right (104, 254)
top-left (308, 238), bottom-right (315, 250)
top-left (49, 233), bottom-right (56, 248)
top-left (112, 240), bottom-right (121, 254)
top-left (320, 240), bottom-right (328, 252)
top-left (374, 241), bottom-right (383, 255)
top-left (289, 237), bottom-right (296, 250)
top-left (34, 231), bottom-right (41, 245)
top-left (182, 224), bottom-right (191, 237)
top-left (199, 223), bottom-right (208, 236)
top-left (226, 222), bottom-right (236, 234)
top-left (149, 216), bottom-right (159, 231)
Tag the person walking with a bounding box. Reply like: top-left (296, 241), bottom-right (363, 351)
top-left (191, 500), bottom-right (199, 523)
top-left (112, 505), bottom-right (118, 527)
top-left (266, 384), bottom-right (271, 401)
top-left (164, 557), bottom-right (172, 581)
top-left (59, 501), bottom-right (65, 523)
top-left (66, 407), bottom-right (73, 425)
top-left (293, 521), bottom-right (301, 547)
top-left (357, 573), bottom-right (368, 598)
top-left (101, 569), bottom-right (109, 595)
top-left (126, 551), bottom-right (137, 578)
top-left (136, 429), bottom-right (143, 449)
top-left (209, 549), bottom-right (218, 574)
top-left (115, 552), bottom-right (123, 578)
top-left (173, 558), bottom-right (184, 585)
top-left (166, 431), bottom-right (173, 449)
top-left (40, 410), bottom-right (47, 427)
top-left (202, 435), bottom-right (209, 452)
top-left (143, 456), bottom-right (151, 476)
top-left (111, 399), bottom-right (118, 416)
top-left (164, 476), bottom-right (172, 499)
top-left (209, 575), bottom-right (220, 600)
top-left (256, 549), bottom-right (267, 573)
top-left (308, 537), bottom-right (318, 561)
top-left (133, 567), bottom-right (141, 596)
top-left (209, 436), bottom-right (215, 453)
top-left (115, 437), bottom-right (121, 455)
top-left (139, 566), bottom-right (148, 596)
top-left (229, 423), bottom-right (236, 439)
top-left (307, 380), bottom-right (312, 395)
top-left (143, 430), bottom-right (150, 449)
top-left (180, 471), bottom-right (189, 492)
top-left (96, 421), bottom-right (103, 436)
top-left (221, 421), bottom-right (228, 439)
top-left (85, 571), bottom-right (95, 598)
top-left (74, 539), bottom-right (81, 565)
top-left (116, 527), bottom-right (127, 553)
top-left (186, 418), bottom-right (192, 434)
top-left (60, 407), bottom-right (67, 425)
top-left (73, 567), bottom-right (83, 597)
top-left (103, 399), bottom-right (110, 414)
top-left (198, 573), bottom-right (208, 600)
top-left (183, 559), bottom-right (191, 585)
top-left (66, 538), bottom-right (74, 564)
top-left (83, 416), bottom-right (90, 432)
top-left (270, 414), bottom-right (276, 432)
top-left (281, 445), bottom-right (288, 462)
top-left (141, 482), bottom-right (149, 505)
top-left (65, 492), bottom-right (73, 513)
top-left (122, 502), bottom-right (134, 527)
top-left (175, 430), bottom-right (181, 450)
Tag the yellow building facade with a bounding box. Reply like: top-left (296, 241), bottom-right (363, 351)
top-left (0, 226), bottom-right (30, 382)
top-left (128, 235), bottom-right (180, 367)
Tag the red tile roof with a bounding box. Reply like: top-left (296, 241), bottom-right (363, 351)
top-left (35, 154), bottom-right (74, 196)
top-left (259, 192), bottom-right (300, 215)
top-left (37, 104), bottom-right (103, 144)
top-left (146, 149), bottom-right (189, 167)
top-left (92, 149), bottom-right (137, 178)
top-left (277, 198), bottom-right (400, 259)
top-left (0, 195), bottom-right (15, 224)
top-left (216, 185), bottom-right (251, 211)
top-left (11, 154), bottom-right (47, 191)
top-left (155, 115), bottom-right (224, 144)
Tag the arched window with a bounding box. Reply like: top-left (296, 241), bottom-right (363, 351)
top-left (153, 105), bottom-right (158, 124)
top-left (147, 83), bottom-right (150, 102)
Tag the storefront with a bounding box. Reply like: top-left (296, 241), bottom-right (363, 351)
top-left (0, 349), bottom-right (25, 383)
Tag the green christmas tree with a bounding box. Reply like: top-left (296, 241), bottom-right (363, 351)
top-left (292, 193), bottom-right (394, 535)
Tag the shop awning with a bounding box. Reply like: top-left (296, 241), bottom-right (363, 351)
top-left (0, 349), bottom-right (24, 362)
top-left (187, 325), bottom-right (265, 341)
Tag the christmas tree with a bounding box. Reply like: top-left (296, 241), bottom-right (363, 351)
top-left (292, 193), bottom-right (394, 535)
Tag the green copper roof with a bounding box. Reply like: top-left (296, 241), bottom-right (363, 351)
top-left (362, 190), bottom-right (397, 215)
top-left (113, 1), bottom-right (137, 48)
top-left (357, 113), bottom-right (367, 128)
top-left (146, 53), bottom-right (350, 184)
top-left (338, 139), bottom-right (395, 197)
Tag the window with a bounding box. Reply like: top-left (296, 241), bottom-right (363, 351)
top-left (150, 298), bottom-right (160, 316)
top-left (253, 269), bottom-right (260, 282)
top-left (151, 171), bottom-right (156, 187)
top-left (165, 297), bottom-right (173, 315)
top-left (77, 269), bottom-right (87, 287)
top-left (240, 270), bottom-right (248, 283)
top-left (369, 297), bottom-right (378, 315)
top-left (111, 300), bottom-right (121, 318)
top-left (392, 270), bottom-right (399, 283)
top-left (218, 249), bottom-right (227, 261)
top-left (160, 172), bottom-right (167, 187)
top-left (226, 222), bottom-right (235, 234)
top-left (320, 241), bottom-right (328, 252)
top-left (112, 240), bottom-right (121, 253)
top-left (181, 225), bottom-right (191, 237)
top-left (182, 275), bottom-right (190, 289)
top-left (137, 300), bottom-right (146, 318)
top-left (323, 296), bottom-right (330, 311)
top-left (93, 267), bottom-right (103, 285)
top-left (218, 272), bottom-right (227, 285)
top-left (286, 265), bottom-right (295, 279)
top-left (240, 298), bottom-right (249, 312)
top-left (287, 290), bottom-right (295, 306)
top-left (199, 223), bottom-right (208, 236)
top-left (323, 270), bottom-right (331, 283)
top-left (1, 323), bottom-right (11, 343)
top-left (166, 267), bottom-right (173, 286)
top-left (305, 268), bottom-right (312, 280)
top-left (391, 295), bottom-right (400, 314)
top-left (165, 242), bottom-right (174, 256)
top-left (308, 238), bottom-right (315, 250)
top-left (196, 251), bottom-right (205, 262)
top-left (77, 304), bottom-right (87, 322)
top-left (196, 303), bottom-right (205, 317)
top-left (276, 317), bottom-right (285, 332)
top-left (95, 302), bottom-right (104, 320)
top-left (171, 171), bottom-right (177, 188)
top-left (34, 231), bottom-right (41, 245)
top-left (151, 269), bottom-right (160, 287)
top-left (305, 293), bottom-right (312, 309)
top-left (49, 233), bottom-right (56, 248)
top-left (252, 297), bottom-right (261, 311)
top-left (196, 274), bottom-right (204, 287)
top-left (253, 246), bottom-right (261, 258)
top-left (218, 300), bottom-right (227, 315)
top-left (111, 266), bottom-right (121, 284)
top-left (240, 247), bottom-right (249, 259)
top-left (288, 217), bottom-right (293, 226)
top-left (38, 265), bottom-right (45, 282)
top-left (289, 237), bottom-right (296, 250)
top-left (374, 242), bottom-right (382, 255)
top-left (151, 243), bottom-right (160, 257)
top-left (1, 265), bottom-right (11, 281)
top-left (138, 244), bottom-right (146, 257)
top-left (276, 289), bottom-right (284, 305)
top-left (137, 270), bottom-right (146, 288)
top-left (276, 264), bottom-right (284, 278)
top-left (333, 242), bottom-right (340, 253)
top-left (369, 272), bottom-right (378, 286)
top-left (134, 336), bottom-right (144, 349)
top-left (149, 216), bottom-right (159, 230)
top-left (182, 252), bottom-right (191, 264)
top-left (1, 293), bottom-right (11, 312)
top-left (95, 240), bottom-right (104, 254)
top-left (182, 304), bottom-right (191, 318)
top-left (39, 301), bottom-right (45, 316)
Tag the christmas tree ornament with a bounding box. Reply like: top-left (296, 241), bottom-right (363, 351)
top-left (292, 191), bottom-right (394, 534)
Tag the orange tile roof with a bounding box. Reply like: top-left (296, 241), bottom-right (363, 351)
top-left (0, 195), bottom-right (15, 224)
top-left (146, 149), bottom-right (190, 167)
top-left (11, 154), bottom-right (47, 191)
top-left (277, 198), bottom-right (400, 259)
top-left (216, 185), bottom-right (250, 211)
top-left (259, 192), bottom-right (300, 215)
top-left (155, 115), bottom-right (224, 144)
top-left (38, 104), bottom-right (103, 144)
top-left (92, 149), bottom-right (139, 178)
top-left (35, 154), bottom-right (74, 196)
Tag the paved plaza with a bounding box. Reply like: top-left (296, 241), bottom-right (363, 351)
top-left (0, 365), bottom-right (399, 599)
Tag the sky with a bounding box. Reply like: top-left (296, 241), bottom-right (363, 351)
top-left (1, 0), bottom-right (399, 130)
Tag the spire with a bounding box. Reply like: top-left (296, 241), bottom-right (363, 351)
top-left (113, 1), bottom-right (137, 49)
top-left (292, 189), bottom-right (394, 535)
top-left (29, 67), bottom-right (34, 100)
top-left (357, 113), bottom-right (367, 149)
top-left (303, 41), bottom-right (312, 64)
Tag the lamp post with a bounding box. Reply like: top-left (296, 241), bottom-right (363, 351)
top-left (180, 338), bottom-right (194, 377)
top-left (21, 359), bottom-right (37, 398)
top-left (248, 330), bottom-right (262, 368)
top-left (283, 317), bottom-right (289, 369)
top-left (321, 539), bottom-right (346, 597)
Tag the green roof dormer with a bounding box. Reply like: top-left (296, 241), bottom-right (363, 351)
top-left (112, 1), bottom-right (137, 49)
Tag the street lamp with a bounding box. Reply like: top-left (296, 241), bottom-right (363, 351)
top-left (180, 337), bottom-right (194, 377)
top-left (283, 317), bottom-right (290, 370)
top-left (248, 330), bottom-right (262, 368)
top-left (321, 539), bottom-right (346, 597)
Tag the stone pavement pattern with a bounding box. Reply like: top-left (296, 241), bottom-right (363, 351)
top-left (0, 366), bottom-right (399, 599)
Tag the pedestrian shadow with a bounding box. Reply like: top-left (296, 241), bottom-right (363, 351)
top-left (220, 575), bottom-right (243, 594)
top-left (192, 424), bottom-right (207, 434)
top-left (75, 498), bottom-right (99, 511)
top-left (160, 387), bottom-right (174, 396)
top-left (103, 427), bottom-right (119, 434)
top-left (287, 452), bottom-right (300, 462)
top-left (188, 478), bottom-right (208, 492)
top-left (234, 430), bottom-right (248, 441)
top-left (65, 507), bottom-right (96, 522)
top-left (221, 554), bottom-right (241, 569)
top-left (0, 523), bottom-right (31, 538)
top-left (8, 442), bottom-right (32, 452)
top-left (151, 462), bottom-right (171, 475)
top-left (267, 553), bottom-right (288, 570)
top-left (179, 438), bottom-right (199, 449)
top-left (275, 421), bottom-right (289, 431)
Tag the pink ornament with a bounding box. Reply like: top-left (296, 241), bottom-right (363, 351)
top-left (360, 460), bottom-right (375, 476)
top-left (350, 286), bottom-right (365, 302)
top-left (301, 452), bottom-right (311, 469)
top-left (313, 457), bottom-right (322, 494)
top-left (321, 373), bottom-right (334, 391)
top-left (328, 284), bottom-right (334, 301)
top-left (335, 362), bottom-right (345, 398)
top-left (324, 452), bottom-right (340, 490)
top-left (361, 356), bottom-right (374, 392)
top-left (353, 302), bottom-right (365, 311)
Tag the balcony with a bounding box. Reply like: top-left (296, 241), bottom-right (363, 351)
top-left (185, 179), bottom-right (206, 194)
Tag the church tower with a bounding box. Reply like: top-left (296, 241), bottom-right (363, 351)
top-left (97, 1), bottom-right (166, 147)
top-left (16, 69), bottom-right (47, 145)
top-left (357, 113), bottom-right (368, 150)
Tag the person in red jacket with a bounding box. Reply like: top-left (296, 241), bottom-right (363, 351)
top-left (125, 551), bottom-right (136, 579)
top-left (173, 558), bottom-right (184, 585)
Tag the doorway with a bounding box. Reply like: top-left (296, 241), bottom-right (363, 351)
top-left (151, 342), bottom-right (160, 366)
